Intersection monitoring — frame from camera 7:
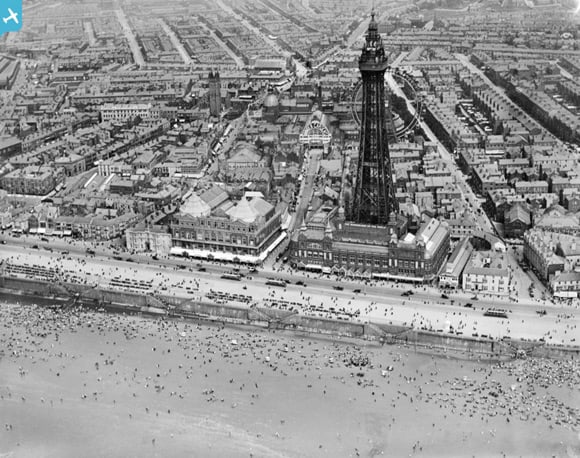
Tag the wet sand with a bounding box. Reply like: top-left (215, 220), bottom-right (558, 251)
top-left (1, 299), bottom-right (579, 458)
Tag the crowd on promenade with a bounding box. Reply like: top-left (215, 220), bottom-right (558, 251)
top-left (1, 244), bottom-right (579, 346)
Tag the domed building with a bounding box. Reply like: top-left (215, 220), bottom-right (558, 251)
top-left (180, 193), bottom-right (211, 218)
top-left (263, 93), bottom-right (280, 121)
top-left (263, 93), bottom-right (279, 108)
top-left (226, 196), bottom-right (274, 224)
top-left (171, 187), bottom-right (284, 263)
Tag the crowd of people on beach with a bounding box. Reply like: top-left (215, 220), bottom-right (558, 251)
top-left (1, 299), bottom-right (579, 457)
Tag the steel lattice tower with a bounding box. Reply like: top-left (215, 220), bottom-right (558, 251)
top-left (350, 13), bottom-right (398, 225)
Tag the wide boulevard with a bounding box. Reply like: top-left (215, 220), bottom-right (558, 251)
top-left (2, 235), bottom-right (579, 346)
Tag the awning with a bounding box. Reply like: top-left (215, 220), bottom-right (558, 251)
top-left (63, 230), bottom-right (72, 236)
top-left (29, 228), bottom-right (38, 234)
top-left (304, 264), bottom-right (323, 271)
top-left (258, 231), bottom-right (287, 261)
top-left (372, 272), bottom-right (423, 282)
top-left (170, 232), bottom-right (287, 266)
top-left (372, 272), bottom-right (389, 279)
top-left (554, 291), bottom-right (578, 298)
top-left (321, 267), bottom-right (331, 274)
top-left (352, 268), bottom-right (365, 278)
top-left (170, 247), bottom-right (261, 265)
top-left (170, 247), bottom-right (209, 259)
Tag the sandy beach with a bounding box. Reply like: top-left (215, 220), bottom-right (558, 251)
top-left (1, 297), bottom-right (579, 458)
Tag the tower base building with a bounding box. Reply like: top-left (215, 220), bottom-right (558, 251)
top-left (291, 209), bottom-right (449, 282)
top-left (290, 13), bottom-right (450, 281)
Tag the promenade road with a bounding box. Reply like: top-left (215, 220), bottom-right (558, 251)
top-left (2, 243), bottom-right (579, 346)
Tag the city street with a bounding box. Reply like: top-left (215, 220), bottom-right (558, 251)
top-left (115, 7), bottom-right (145, 67)
top-left (261, 147), bottom-right (322, 267)
top-left (289, 148), bottom-right (321, 233)
top-left (385, 69), bottom-right (494, 233)
top-left (158, 18), bottom-right (193, 66)
top-left (2, 238), bottom-right (579, 345)
top-left (196, 19), bottom-right (245, 69)
top-left (215, 0), bottom-right (309, 78)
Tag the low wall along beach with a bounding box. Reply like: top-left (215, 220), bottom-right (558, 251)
top-left (1, 275), bottom-right (578, 361)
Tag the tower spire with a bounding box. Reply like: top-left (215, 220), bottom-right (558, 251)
top-left (350, 12), bottom-right (399, 225)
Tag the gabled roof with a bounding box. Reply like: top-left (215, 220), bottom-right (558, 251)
top-left (505, 203), bottom-right (531, 225)
top-left (200, 186), bottom-right (229, 210)
top-left (250, 197), bottom-right (273, 217)
top-left (229, 142), bottom-right (261, 163)
top-left (552, 271), bottom-right (580, 283)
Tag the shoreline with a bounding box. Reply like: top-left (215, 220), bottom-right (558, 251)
top-left (2, 276), bottom-right (579, 361)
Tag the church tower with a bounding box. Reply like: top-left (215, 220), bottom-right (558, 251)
top-left (208, 71), bottom-right (221, 117)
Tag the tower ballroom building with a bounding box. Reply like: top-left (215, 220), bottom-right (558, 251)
top-left (291, 14), bottom-right (449, 282)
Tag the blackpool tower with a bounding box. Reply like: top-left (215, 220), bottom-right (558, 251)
top-left (349, 12), bottom-right (398, 225)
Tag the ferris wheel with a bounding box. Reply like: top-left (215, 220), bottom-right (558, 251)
top-left (350, 69), bottom-right (424, 140)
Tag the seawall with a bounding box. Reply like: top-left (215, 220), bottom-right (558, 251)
top-left (1, 275), bottom-right (578, 361)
